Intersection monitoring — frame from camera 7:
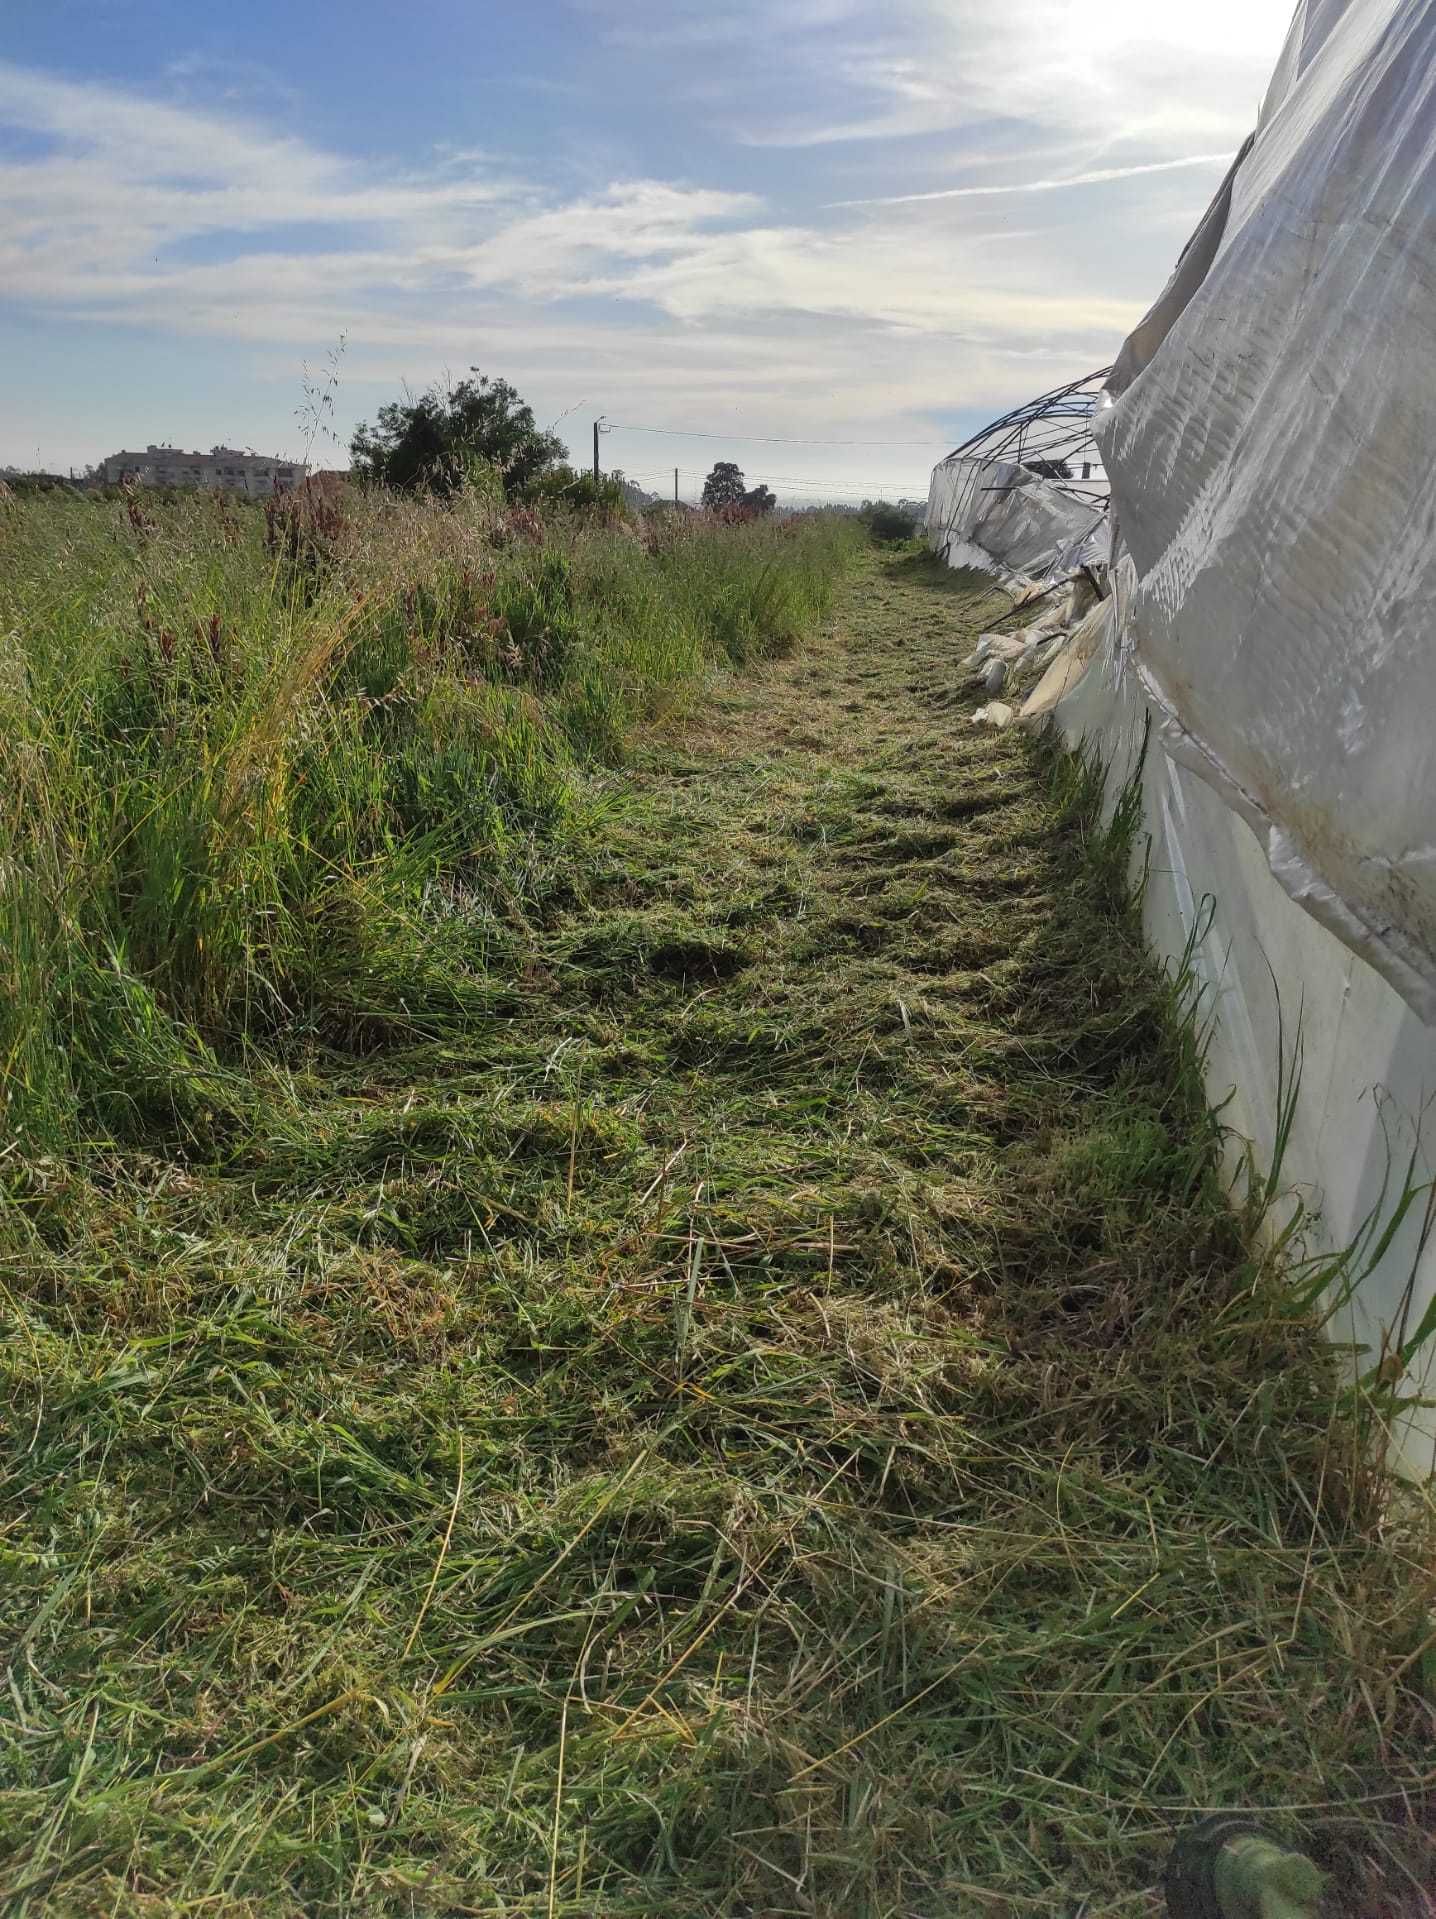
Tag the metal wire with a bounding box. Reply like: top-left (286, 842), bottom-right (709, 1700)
top-left (939, 366), bottom-right (1112, 508)
top-left (930, 366), bottom-right (1112, 563)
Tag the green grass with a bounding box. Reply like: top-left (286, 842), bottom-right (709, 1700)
top-left (1, 521), bottom-right (1433, 1916)
top-left (0, 485), bottom-right (854, 1147)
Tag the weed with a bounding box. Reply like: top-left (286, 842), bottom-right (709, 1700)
top-left (0, 489), bottom-right (855, 1145)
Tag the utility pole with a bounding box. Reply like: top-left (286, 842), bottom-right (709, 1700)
top-left (593, 420), bottom-right (600, 483)
top-left (674, 468), bottom-right (679, 505)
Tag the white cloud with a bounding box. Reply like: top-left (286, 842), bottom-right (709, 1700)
top-left (0, 58), bottom-right (519, 277)
top-left (840, 153), bottom-right (1236, 207)
top-left (0, 58), bottom-right (1153, 357)
top-left (0, 2), bottom-right (1298, 475)
top-left (588, 0), bottom-right (1291, 162)
top-left (449, 184), bottom-right (763, 299)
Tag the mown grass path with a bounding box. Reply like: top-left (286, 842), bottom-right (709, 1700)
top-left (5, 552), bottom-right (1432, 1916)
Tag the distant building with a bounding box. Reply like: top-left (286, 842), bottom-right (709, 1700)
top-left (93, 445), bottom-right (305, 494)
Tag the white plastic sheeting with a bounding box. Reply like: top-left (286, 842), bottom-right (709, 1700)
top-left (927, 455), bottom-right (1105, 587)
top-left (1055, 621), bottom-right (1436, 1472)
top-left (1066, 0), bottom-right (1436, 1468)
top-left (926, 0), bottom-right (1436, 1466)
top-left (1094, 0), bottom-right (1436, 1022)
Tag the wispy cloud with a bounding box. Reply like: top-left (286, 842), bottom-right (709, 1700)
top-left (838, 153), bottom-right (1233, 208)
top-left (161, 50), bottom-right (302, 114)
top-left (450, 184), bottom-right (763, 299)
top-left (0, 59), bottom-right (520, 270)
top-left (0, 0), bottom-right (1297, 473)
top-left (0, 58), bottom-right (1144, 353)
top-left (587, 0), bottom-right (1291, 156)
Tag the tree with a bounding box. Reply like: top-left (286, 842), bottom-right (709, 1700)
top-left (864, 500), bottom-right (919, 543)
top-left (615, 471), bottom-right (661, 511)
top-left (350, 372), bottom-right (566, 499)
top-left (522, 465), bottom-right (630, 513)
top-left (701, 461), bottom-right (747, 509)
top-left (741, 484), bottom-right (776, 515)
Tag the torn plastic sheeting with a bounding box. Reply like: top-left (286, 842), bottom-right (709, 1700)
top-left (1092, 0), bottom-right (1436, 1024)
top-left (1019, 600), bottom-right (1112, 727)
top-left (1104, 133), bottom-right (1253, 400)
top-left (928, 455), bottom-right (1106, 587)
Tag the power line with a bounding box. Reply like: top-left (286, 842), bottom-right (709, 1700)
top-left (766, 485), bottom-right (926, 500)
top-left (617, 463), bottom-right (927, 488)
top-left (608, 422), bottom-right (951, 448)
top-left (619, 466), bottom-right (928, 495)
top-left (741, 470), bottom-right (926, 490)
top-left (619, 469), bottom-right (929, 501)
top-left (761, 482), bottom-right (925, 498)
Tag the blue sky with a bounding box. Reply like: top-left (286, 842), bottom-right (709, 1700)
top-left (2, 0), bottom-right (1295, 501)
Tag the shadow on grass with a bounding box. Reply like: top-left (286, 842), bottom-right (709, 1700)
top-left (880, 544), bottom-right (994, 597)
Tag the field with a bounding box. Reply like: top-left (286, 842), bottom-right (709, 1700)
top-left (2, 487), bottom-right (1433, 1916)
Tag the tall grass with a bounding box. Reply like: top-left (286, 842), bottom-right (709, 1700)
top-left (0, 486), bottom-right (856, 1149)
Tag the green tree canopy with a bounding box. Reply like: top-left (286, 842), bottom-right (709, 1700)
top-left (864, 499), bottom-right (919, 542)
top-left (350, 373), bottom-right (566, 498)
top-left (701, 461), bottom-right (747, 509)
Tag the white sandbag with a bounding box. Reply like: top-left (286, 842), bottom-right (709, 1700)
top-left (975, 633), bottom-right (1029, 663)
top-left (962, 631), bottom-right (1030, 690)
top-left (1019, 602), bottom-right (1112, 725)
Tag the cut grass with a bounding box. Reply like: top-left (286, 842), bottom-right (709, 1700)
top-left (2, 545), bottom-right (1434, 1916)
